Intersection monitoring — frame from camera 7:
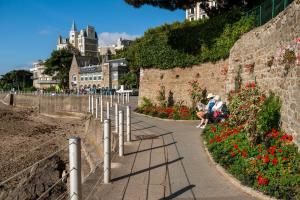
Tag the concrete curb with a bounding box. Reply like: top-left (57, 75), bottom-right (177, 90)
top-left (201, 140), bottom-right (277, 200)
top-left (133, 111), bottom-right (199, 122)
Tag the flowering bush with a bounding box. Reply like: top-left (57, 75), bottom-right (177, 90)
top-left (204, 83), bottom-right (300, 199)
top-left (135, 97), bottom-right (195, 120)
top-left (228, 83), bottom-right (281, 145)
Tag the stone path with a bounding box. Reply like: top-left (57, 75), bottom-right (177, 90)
top-left (81, 109), bottom-right (256, 200)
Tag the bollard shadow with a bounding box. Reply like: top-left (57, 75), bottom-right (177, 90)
top-left (131, 125), bottom-right (156, 131)
top-left (159, 184), bottom-right (196, 200)
top-left (124, 141), bottom-right (177, 156)
top-left (131, 121), bottom-right (143, 125)
top-left (111, 157), bottom-right (183, 182)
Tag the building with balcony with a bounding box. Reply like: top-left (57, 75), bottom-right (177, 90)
top-left (186, 1), bottom-right (216, 21)
top-left (30, 60), bottom-right (58, 89)
top-left (69, 55), bottom-right (128, 91)
top-left (57, 21), bottom-right (98, 57)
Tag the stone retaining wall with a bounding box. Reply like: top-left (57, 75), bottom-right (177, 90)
top-left (139, 60), bottom-right (228, 107)
top-left (226, 0), bottom-right (300, 146)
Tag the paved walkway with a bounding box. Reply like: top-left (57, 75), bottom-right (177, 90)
top-left (82, 110), bottom-right (255, 200)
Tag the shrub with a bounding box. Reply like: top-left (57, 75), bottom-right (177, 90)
top-left (157, 86), bottom-right (167, 107)
top-left (158, 112), bottom-right (168, 119)
top-left (167, 90), bottom-right (174, 107)
top-left (140, 97), bottom-right (153, 110)
top-left (203, 83), bottom-right (300, 199)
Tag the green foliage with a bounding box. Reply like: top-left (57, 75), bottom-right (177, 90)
top-left (203, 124), bottom-right (300, 199)
top-left (257, 92), bottom-right (281, 138)
top-left (0, 70), bottom-right (33, 91)
top-left (167, 90), bottom-right (174, 107)
top-left (140, 97), bottom-right (153, 110)
top-left (119, 72), bottom-right (138, 89)
top-left (44, 48), bottom-right (78, 89)
top-left (119, 9), bottom-right (255, 70)
top-left (157, 86), bottom-right (167, 107)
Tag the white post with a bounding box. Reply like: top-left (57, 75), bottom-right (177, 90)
top-left (127, 92), bottom-right (130, 103)
top-left (106, 102), bottom-right (110, 119)
top-left (69, 137), bottom-right (82, 200)
top-left (110, 95), bottom-right (113, 107)
top-left (95, 97), bottom-right (99, 119)
top-left (103, 119), bottom-right (111, 184)
top-left (126, 106), bottom-right (131, 142)
top-left (113, 91), bottom-right (116, 99)
top-left (114, 103), bottom-right (119, 133)
top-left (100, 96), bottom-right (103, 122)
top-left (118, 110), bottom-right (124, 156)
top-left (91, 95), bottom-right (94, 115)
top-left (117, 93), bottom-right (120, 104)
top-left (122, 93), bottom-right (125, 104)
top-left (88, 95), bottom-right (91, 113)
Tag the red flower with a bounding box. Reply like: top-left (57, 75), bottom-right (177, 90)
top-left (272, 158), bottom-right (278, 166)
top-left (296, 37), bottom-right (300, 43)
top-left (211, 126), bottom-right (217, 133)
top-left (231, 151), bottom-right (236, 158)
top-left (281, 134), bottom-right (293, 142)
top-left (209, 139), bottom-right (215, 144)
top-left (241, 151), bottom-right (248, 158)
top-left (258, 175), bottom-right (269, 185)
top-left (233, 143), bottom-right (239, 149)
top-left (277, 148), bottom-right (283, 153)
top-left (282, 157), bottom-right (287, 161)
top-left (268, 146), bottom-right (276, 155)
top-left (215, 135), bottom-right (222, 142)
top-left (271, 129), bottom-right (279, 138)
top-left (256, 155), bottom-right (262, 160)
top-left (263, 155), bottom-right (269, 163)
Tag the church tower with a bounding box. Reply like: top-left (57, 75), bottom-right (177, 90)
top-left (69, 21), bottom-right (78, 48)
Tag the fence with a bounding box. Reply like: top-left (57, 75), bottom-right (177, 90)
top-left (246, 0), bottom-right (294, 26)
top-left (0, 93), bottom-right (133, 200)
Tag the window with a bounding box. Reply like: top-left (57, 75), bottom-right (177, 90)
top-left (93, 76), bottom-right (97, 81)
top-left (89, 76), bottom-right (93, 81)
top-left (98, 75), bottom-right (102, 80)
top-left (85, 76), bottom-right (88, 81)
top-left (191, 8), bottom-right (194, 14)
top-left (73, 75), bottom-right (76, 81)
top-left (81, 76), bottom-right (84, 81)
top-left (112, 72), bottom-right (118, 80)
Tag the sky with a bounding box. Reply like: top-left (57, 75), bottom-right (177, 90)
top-left (0, 0), bottom-right (184, 74)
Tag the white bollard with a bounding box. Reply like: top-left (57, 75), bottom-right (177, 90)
top-left (106, 102), bottom-right (110, 119)
top-left (117, 93), bottom-right (120, 104)
top-left (91, 95), bottom-right (94, 115)
top-left (122, 93), bottom-right (125, 104)
top-left (118, 110), bottom-right (124, 156)
top-left (88, 95), bottom-right (91, 113)
top-left (100, 96), bottom-right (103, 122)
top-left (110, 95), bottom-right (113, 107)
top-left (103, 119), bottom-right (111, 184)
top-left (114, 103), bottom-right (119, 133)
top-left (95, 97), bottom-right (99, 119)
top-left (126, 106), bottom-right (131, 142)
top-left (127, 92), bottom-right (130, 103)
top-left (69, 137), bottom-right (82, 200)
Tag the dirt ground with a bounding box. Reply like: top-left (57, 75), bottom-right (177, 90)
top-left (0, 102), bottom-right (86, 196)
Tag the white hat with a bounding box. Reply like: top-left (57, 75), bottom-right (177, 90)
top-left (207, 93), bottom-right (214, 99)
top-left (214, 95), bottom-right (221, 101)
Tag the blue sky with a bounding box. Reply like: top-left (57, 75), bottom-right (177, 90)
top-left (0, 0), bottom-right (184, 74)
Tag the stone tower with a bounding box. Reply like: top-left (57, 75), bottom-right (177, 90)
top-left (69, 21), bottom-right (79, 48)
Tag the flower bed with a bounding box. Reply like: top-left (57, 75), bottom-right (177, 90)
top-left (203, 84), bottom-right (300, 199)
top-left (135, 105), bottom-right (196, 120)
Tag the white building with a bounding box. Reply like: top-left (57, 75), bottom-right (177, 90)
top-left (30, 60), bottom-right (58, 89)
top-left (57, 21), bottom-right (98, 57)
top-left (186, 1), bottom-right (217, 21)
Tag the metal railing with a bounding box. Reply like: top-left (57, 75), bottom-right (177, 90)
top-left (246, 0), bottom-right (294, 26)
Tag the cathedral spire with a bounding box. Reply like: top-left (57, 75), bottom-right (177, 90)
top-left (71, 20), bottom-right (77, 31)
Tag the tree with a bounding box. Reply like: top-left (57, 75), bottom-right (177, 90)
top-left (124, 0), bottom-right (263, 16)
top-left (0, 70), bottom-right (33, 91)
top-left (119, 72), bottom-right (138, 89)
top-left (44, 46), bottom-right (79, 89)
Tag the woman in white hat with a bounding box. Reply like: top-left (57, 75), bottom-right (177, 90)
top-left (196, 93), bottom-right (215, 128)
